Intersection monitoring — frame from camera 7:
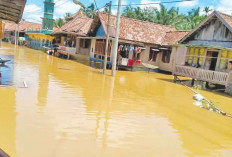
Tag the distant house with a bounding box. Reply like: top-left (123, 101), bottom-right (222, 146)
top-left (3, 21), bottom-right (42, 44)
top-left (172, 11), bottom-right (232, 94)
top-left (53, 10), bottom-right (93, 58)
top-left (0, 0), bottom-right (26, 47)
top-left (78, 12), bottom-right (189, 71)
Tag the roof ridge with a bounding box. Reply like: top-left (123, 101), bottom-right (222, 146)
top-left (216, 11), bottom-right (232, 18)
top-left (167, 30), bottom-right (191, 33)
top-left (20, 21), bottom-right (41, 25)
top-left (98, 12), bottom-right (176, 29)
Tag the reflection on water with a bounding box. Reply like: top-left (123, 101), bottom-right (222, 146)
top-left (0, 55), bottom-right (14, 85)
top-left (0, 43), bottom-right (232, 157)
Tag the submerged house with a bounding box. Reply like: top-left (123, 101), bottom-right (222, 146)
top-left (3, 21), bottom-right (42, 44)
top-left (53, 10), bottom-right (93, 58)
top-left (78, 12), bottom-right (189, 71)
top-left (172, 11), bottom-right (232, 93)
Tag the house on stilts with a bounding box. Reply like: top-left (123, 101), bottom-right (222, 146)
top-left (172, 11), bottom-right (232, 94)
top-left (78, 12), bottom-right (189, 71)
top-left (52, 10), bottom-right (93, 60)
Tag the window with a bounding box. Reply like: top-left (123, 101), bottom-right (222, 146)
top-left (80, 39), bottom-right (90, 48)
top-left (149, 47), bottom-right (159, 62)
top-left (162, 50), bottom-right (171, 63)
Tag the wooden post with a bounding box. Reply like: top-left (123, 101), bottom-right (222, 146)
top-left (17, 24), bottom-right (19, 46)
top-left (201, 48), bottom-right (207, 69)
top-left (15, 24), bottom-right (17, 46)
top-left (103, 1), bottom-right (112, 75)
top-left (112, 0), bottom-right (122, 77)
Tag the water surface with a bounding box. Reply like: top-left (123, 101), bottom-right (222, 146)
top-left (0, 43), bottom-right (232, 157)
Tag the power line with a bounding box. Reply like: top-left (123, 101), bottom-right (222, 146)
top-left (24, 0), bottom-right (69, 13)
top-left (94, 0), bottom-right (99, 10)
top-left (111, 0), bottom-right (195, 7)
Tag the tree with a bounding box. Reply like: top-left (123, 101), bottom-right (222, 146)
top-left (122, 5), bottom-right (207, 30)
top-left (81, 3), bottom-right (96, 18)
top-left (65, 12), bottom-right (72, 19)
top-left (203, 6), bottom-right (212, 16)
top-left (54, 18), bottom-right (66, 28)
top-left (179, 7), bottom-right (206, 30)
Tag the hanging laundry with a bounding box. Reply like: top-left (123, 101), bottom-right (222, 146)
top-left (121, 58), bottom-right (128, 66)
top-left (129, 47), bottom-right (133, 59)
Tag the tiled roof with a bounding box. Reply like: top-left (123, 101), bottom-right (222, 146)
top-left (163, 31), bottom-right (190, 45)
top-left (4, 21), bottom-right (42, 32)
top-left (97, 12), bottom-right (177, 45)
top-left (216, 11), bottom-right (232, 30)
top-left (53, 10), bottom-right (93, 36)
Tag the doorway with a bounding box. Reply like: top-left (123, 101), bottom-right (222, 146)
top-left (207, 51), bottom-right (219, 70)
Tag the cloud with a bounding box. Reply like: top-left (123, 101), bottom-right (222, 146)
top-left (24, 4), bottom-right (42, 12)
top-left (219, 0), bottom-right (232, 8)
top-left (140, 0), bottom-right (160, 10)
top-left (217, 7), bottom-right (232, 15)
top-left (23, 4), bottom-right (43, 23)
top-left (177, 0), bottom-right (198, 7)
top-left (216, 0), bottom-right (232, 15)
top-left (111, 9), bottom-right (118, 15)
top-left (113, 0), bottom-right (128, 6)
top-left (54, 0), bottom-right (81, 17)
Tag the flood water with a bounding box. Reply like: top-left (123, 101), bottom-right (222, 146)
top-left (0, 43), bottom-right (232, 157)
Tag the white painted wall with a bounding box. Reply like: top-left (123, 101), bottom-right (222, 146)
top-left (90, 39), bottom-right (96, 58)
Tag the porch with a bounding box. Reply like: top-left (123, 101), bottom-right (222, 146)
top-left (174, 65), bottom-right (231, 86)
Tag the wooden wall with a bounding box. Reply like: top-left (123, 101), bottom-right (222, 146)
top-left (186, 19), bottom-right (232, 48)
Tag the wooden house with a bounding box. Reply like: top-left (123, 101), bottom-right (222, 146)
top-left (78, 12), bottom-right (189, 71)
top-left (53, 10), bottom-right (93, 60)
top-left (3, 21), bottom-right (42, 44)
top-left (172, 11), bottom-right (232, 94)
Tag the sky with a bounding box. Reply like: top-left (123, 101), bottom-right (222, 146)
top-left (22, 0), bottom-right (232, 24)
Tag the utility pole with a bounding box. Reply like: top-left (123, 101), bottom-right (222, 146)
top-left (111, 0), bottom-right (122, 77)
top-left (15, 24), bottom-right (17, 47)
top-left (17, 24), bottom-right (19, 46)
top-left (103, 1), bottom-right (112, 75)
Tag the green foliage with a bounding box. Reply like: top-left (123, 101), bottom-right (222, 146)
top-left (65, 12), bottom-right (72, 19)
top-left (54, 18), bottom-right (66, 28)
top-left (121, 4), bottom-right (209, 30)
top-left (81, 3), bottom-right (96, 18)
top-left (203, 6), bottom-right (213, 16)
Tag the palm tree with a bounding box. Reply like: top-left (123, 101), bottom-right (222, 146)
top-left (203, 6), bottom-right (212, 16)
top-left (179, 7), bottom-right (206, 30)
top-left (65, 12), bottom-right (72, 19)
top-left (81, 3), bottom-right (96, 18)
top-left (154, 4), bottom-right (182, 26)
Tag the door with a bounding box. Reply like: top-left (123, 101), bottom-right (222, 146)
top-left (208, 51), bottom-right (218, 70)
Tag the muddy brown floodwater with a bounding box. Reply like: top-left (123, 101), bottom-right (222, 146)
top-left (0, 43), bottom-right (232, 157)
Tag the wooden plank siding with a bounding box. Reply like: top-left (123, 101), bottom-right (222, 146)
top-left (174, 65), bottom-right (229, 85)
